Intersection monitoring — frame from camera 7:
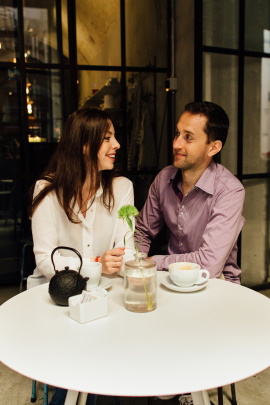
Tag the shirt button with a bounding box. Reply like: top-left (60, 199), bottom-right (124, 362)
top-left (182, 205), bottom-right (185, 208)
top-left (179, 242), bottom-right (183, 247)
top-left (178, 226), bottom-right (182, 231)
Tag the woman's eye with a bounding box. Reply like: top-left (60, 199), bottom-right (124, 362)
top-left (104, 136), bottom-right (111, 141)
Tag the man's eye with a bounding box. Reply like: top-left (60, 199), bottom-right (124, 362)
top-left (185, 135), bottom-right (193, 141)
top-left (174, 131), bottom-right (180, 138)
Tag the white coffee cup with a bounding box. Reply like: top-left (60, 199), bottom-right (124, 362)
top-left (80, 260), bottom-right (102, 291)
top-left (169, 262), bottom-right (210, 288)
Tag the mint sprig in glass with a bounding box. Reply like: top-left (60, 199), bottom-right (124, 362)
top-left (118, 205), bottom-right (155, 312)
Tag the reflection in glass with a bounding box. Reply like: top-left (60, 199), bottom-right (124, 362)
top-left (76, 0), bottom-right (120, 66)
top-left (126, 72), bottom-right (167, 171)
top-left (0, 2), bottom-right (18, 62)
top-left (23, 0), bottom-right (59, 64)
top-left (243, 57), bottom-right (269, 174)
top-left (0, 68), bottom-right (20, 159)
top-left (203, 0), bottom-right (239, 49)
top-left (26, 69), bottom-right (62, 142)
top-left (203, 53), bottom-right (238, 173)
top-left (78, 70), bottom-right (123, 169)
top-left (78, 71), bottom-right (122, 110)
top-left (61, 0), bottom-right (69, 62)
top-left (125, 0), bottom-right (168, 67)
top-left (242, 179), bottom-right (270, 286)
top-left (245, 0), bottom-right (270, 53)
top-left (126, 71), bottom-right (167, 209)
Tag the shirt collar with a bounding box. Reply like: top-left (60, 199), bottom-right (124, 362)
top-left (95, 185), bottom-right (103, 198)
top-left (170, 161), bottom-right (217, 196)
top-left (75, 185), bottom-right (103, 217)
top-left (195, 161), bottom-right (216, 195)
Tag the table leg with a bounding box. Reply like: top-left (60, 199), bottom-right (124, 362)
top-left (77, 392), bottom-right (88, 405)
top-left (64, 390), bottom-right (79, 405)
top-left (191, 391), bottom-right (211, 405)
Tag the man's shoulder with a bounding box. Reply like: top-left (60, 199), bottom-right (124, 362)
top-left (155, 165), bottom-right (178, 181)
top-left (215, 164), bottom-right (244, 191)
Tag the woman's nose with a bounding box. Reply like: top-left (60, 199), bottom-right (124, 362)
top-left (113, 139), bottom-right (120, 149)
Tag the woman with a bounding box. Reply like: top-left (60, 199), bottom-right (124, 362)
top-left (28, 108), bottom-right (135, 289)
top-left (27, 108), bottom-right (135, 405)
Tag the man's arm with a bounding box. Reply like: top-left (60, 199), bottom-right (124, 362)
top-left (152, 186), bottom-right (245, 282)
top-left (135, 177), bottom-right (165, 254)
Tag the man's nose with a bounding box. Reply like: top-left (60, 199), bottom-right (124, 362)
top-left (173, 135), bottom-right (184, 149)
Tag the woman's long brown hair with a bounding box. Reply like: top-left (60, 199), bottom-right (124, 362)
top-left (30, 108), bottom-right (115, 223)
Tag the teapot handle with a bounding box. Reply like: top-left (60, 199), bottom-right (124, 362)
top-left (51, 246), bottom-right (83, 274)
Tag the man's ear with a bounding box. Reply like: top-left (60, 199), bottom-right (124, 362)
top-left (208, 140), bottom-right (222, 157)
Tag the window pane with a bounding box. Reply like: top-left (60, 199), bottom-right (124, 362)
top-left (245, 0), bottom-right (270, 53)
top-left (78, 70), bottom-right (124, 169)
top-left (243, 57), bottom-right (269, 174)
top-left (203, 53), bottom-right (238, 173)
top-left (0, 68), bottom-right (21, 159)
top-left (125, 0), bottom-right (168, 67)
top-left (241, 179), bottom-right (270, 286)
top-left (61, 0), bottom-right (69, 62)
top-left (126, 72), bottom-right (168, 171)
top-left (0, 2), bottom-right (19, 62)
top-left (26, 69), bottom-right (62, 142)
top-left (203, 0), bottom-right (239, 49)
top-left (78, 71), bottom-right (121, 110)
top-left (76, 0), bottom-right (121, 66)
top-left (126, 71), bottom-right (167, 208)
top-left (24, 0), bottom-right (59, 64)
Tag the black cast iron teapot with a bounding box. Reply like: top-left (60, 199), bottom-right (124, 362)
top-left (49, 246), bottom-right (89, 306)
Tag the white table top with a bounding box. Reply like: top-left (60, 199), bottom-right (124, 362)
top-left (1, 275), bottom-right (270, 398)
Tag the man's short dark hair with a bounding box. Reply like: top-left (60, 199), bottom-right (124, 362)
top-left (184, 101), bottom-right (229, 147)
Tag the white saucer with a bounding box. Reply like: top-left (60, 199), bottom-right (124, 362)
top-left (161, 275), bottom-right (207, 292)
top-left (87, 277), bottom-right (113, 291)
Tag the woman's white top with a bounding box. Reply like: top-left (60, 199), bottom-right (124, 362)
top-left (27, 176), bottom-right (136, 289)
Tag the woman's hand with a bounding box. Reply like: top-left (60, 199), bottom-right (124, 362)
top-left (99, 247), bottom-right (125, 274)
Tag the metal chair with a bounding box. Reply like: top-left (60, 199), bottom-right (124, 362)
top-left (31, 380), bottom-right (49, 405)
top-left (217, 384), bottom-right (237, 405)
top-left (19, 240), bottom-right (35, 292)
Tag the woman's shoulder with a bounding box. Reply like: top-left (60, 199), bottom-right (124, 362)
top-left (34, 176), bottom-right (54, 197)
top-left (35, 175), bottom-right (53, 188)
top-left (113, 176), bottom-right (133, 188)
top-left (112, 176), bottom-right (133, 198)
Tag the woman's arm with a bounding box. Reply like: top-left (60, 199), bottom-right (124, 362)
top-left (100, 178), bottom-right (136, 276)
top-left (31, 182), bottom-right (82, 280)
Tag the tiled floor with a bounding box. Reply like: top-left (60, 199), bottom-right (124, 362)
top-left (0, 283), bottom-right (270, 405)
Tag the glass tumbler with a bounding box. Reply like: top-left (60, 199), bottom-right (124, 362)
top-left (124, 253), bottom-right (157, 313)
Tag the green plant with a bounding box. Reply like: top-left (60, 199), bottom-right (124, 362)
top-left (118, 204), bottom-right (139, 252)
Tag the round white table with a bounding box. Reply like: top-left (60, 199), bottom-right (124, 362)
top-left (1, 275), bottom-right (270, 405)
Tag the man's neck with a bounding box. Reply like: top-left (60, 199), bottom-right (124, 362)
top-left (181, 163), bottom-right (211, 196)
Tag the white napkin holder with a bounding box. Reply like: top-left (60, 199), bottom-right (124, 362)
top-left (68, 287), bottom-right (108, 324)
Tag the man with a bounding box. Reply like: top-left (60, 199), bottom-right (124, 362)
top-left (135, 101), bottom-right (245, 284)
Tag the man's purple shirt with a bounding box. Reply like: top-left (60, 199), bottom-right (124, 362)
top-left (135, 161), bottom-right (245, 283)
